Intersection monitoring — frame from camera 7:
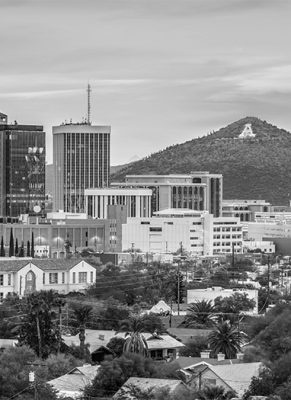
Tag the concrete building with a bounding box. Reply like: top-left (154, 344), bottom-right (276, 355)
top-left (0, 214), bottom-right (123, 258)
top-left (0, 259), bottom-right (97, 301)
top-left (84, 187), bottom-right (152, 219)
top-left (112, 171), bottom-right (223, 217)
top-left (0, 112), bottom-right (45, 218)
top-left (122, 209), bottom-right (242, 256)
top-left (222, 199), bottom-right (271, 222)
top-left (247, 222), bottom-right (291, 241)
top-left (243, 240), bottom-right (275, 254)
top-left (53, 123), bottom-right (110, 213)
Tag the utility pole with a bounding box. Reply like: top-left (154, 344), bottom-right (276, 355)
top-left (177, 262), bottom-right (180, 316)
top-left (267, 254), bottom-right (270, 305)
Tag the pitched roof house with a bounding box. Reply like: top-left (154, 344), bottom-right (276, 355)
top-left (0, 259), bottom-right (96, 301)
top-left (48, 364), bottom-right (99, 399)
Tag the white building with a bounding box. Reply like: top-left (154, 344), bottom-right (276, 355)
top-left (243, 240), bottom-right (275, 254)
top-left (187, 287), bottom-right (258, 314)
top-left (84, 187), bottom-right (152, 219)
top-left (0, 259), bottom-right (97, 301)
top-left (122, 209), bottom-right (242, 256)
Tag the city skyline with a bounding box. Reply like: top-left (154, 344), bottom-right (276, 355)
top-left (1, 0), bottom-right (291, 165)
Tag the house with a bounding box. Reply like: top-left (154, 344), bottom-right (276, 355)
top-left (0, 339), bottom-right (17, 352)
top-left (91, 345), bottom-right (115, 363)
top-left (187, 362), bottom-right (263, 397)
top-left (0, 259), bottom-right (97, 301)
top-left (149, 300), bottom-right (171, 315)
top-left (48, 364), bottom-right (99, 399)
top-left (113, 377), bottom-right (189, 399)
top-left (63, 330), bottom-right (185, 361)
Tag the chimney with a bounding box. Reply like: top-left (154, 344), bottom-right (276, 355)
top-left (236, 352), bottom-right (244, 361)
top-left (200, 350), bottom-right (211, 359)
top-left (217, 352), bottom-right (225, 362)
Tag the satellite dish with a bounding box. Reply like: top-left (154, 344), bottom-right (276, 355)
top-left (33, 205), bottom-right (41, 214)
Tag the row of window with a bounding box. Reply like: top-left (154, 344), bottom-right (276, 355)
top-left (0, 274), bottom-right (12, 286)
top-left (45, 271), bottom-right (94, 285)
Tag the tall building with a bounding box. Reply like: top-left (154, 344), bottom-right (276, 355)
top-left (112, 172), bottom-right (223, 217)
top-left (0, 113), bottom-right (45, 218)
top-left (53, 123), bottom-right (111, 213)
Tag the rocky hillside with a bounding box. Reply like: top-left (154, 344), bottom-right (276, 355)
top-left (111, 117), bottom-right (291, 205)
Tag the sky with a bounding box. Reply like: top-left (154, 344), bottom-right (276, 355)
top-left (1, 0), bottom-right (291, 165)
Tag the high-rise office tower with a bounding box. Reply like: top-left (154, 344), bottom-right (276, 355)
top-left (0, 113), bottom-right (45, 218)
top-left (53, 123), bottom-right (111, 213)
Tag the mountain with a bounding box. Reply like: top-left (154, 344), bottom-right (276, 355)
top-left (111, 117), bottom-right (291, 205)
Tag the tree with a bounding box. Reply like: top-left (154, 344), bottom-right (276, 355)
top-left (243, 368), bottom-right (275, 399)
top-left (64, 236), bottom-right (72, 258)
top-left (183, 300), bottom-right (217, 328)
top-left (15, 237), bottom-right (19, 256)
top-left (18, 291), bottom-right (62, 358)
top-left (31, 232), bottom-right (35, 258)
top-left (27, 240), bottom-right (31, 257)
top-left (19, 240), bottom-right (25, 257)
top-left (179, 336), bottom-right (209, 357)
top-left (0, 236), bottom-right (5, 257)
top-left (208, 321), bottom-right (247, 359)
top-left (107, 337), bottom-right (126, 357)
top-left (214, 292), bottom-right (256, 319)
top-left (83, 353), bottom-right (157, 398)
top-left (71, 304), bottom-right (93, 358)
top-left (97, 302), bottom-right (130, 330)
top-left (197, 385), bottom-right (235, 400)
top-left (119, 315), bottom-right (149, 357)
top-left (9, 228), bottom-right (14, 257)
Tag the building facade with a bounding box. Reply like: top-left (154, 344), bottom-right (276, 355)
top-left (53, 123), bottom-right (110, 213)
top-left (0, 113), bottom-right (45, 218)
top-left (222, 199), bottom-right (271, 222)
top-left (0, 259), bottom-right (97, 301)
top-left (85, 187), bottom-right (152, 219)
top-left (112, 172), bottom-right (223, 217)
top-left (122, 209), bottom-right (242, 256)
top-left (0, 214), bottom-right (123, 257)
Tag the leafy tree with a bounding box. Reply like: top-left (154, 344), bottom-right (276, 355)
top-left (214, 293), bottom-right (256, 317)
top-left (64, 236), bottom-right (72, 258)
top-left (274, 378), bottom-right (291, 400)
top-left (71, 304), bottom-right (93, 358)
top-left (83, 353), bottom-right (157, 398)
top-left (9, 228), bottom-right (14, 257)
top-left (107, 337), bottom-right (126, 357)
top-left (179, 336), bottom-right (209, 357)
top-left (18, 291), bottom-right (63, 358)
top-left (0, 345), bottom-right (37, 399)
top-left (243, 368), bottom-right (275, 399)
top-left (97, 302), bottom-right (130, 330)
top-left (208, 321), bottom-right (247, 359)
top-left (183, 300), bottom-right (217, 328)
top-left (0, 236), bottom-right (5, 257)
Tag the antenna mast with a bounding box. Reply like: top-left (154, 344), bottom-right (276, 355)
top-left (87, 83), bottom-right (91, 125)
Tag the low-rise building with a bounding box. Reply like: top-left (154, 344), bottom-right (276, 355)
top-left (222, 200), bottom-right (271, 222)
top-left (0, 259), bottom-right (97, 301)
top-left (122, 209), bottom-right (242, 256)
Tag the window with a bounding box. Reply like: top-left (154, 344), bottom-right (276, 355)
top-left (8, 274), bottom-right (11, 286)
top-left (0, 275), bottom-right (3, 286)
top-left (49, 273), bottom-right (58, 284)
top-left (62, 272), bottom-right (65, 284)
top-left (43, 273), bottom-right (45, 284)
top-left (79, 272), bottom-right (87, 283)
top-left (90, 271), bottom-right (94, 283)
top-left (149, 227), bottom-right (162, 232)
top-left (141, 221), bottom-right (150, 225)
top-left (73, 272), bottom-right (76, 284)
top-left (0, 293), bottom-right (3, 303)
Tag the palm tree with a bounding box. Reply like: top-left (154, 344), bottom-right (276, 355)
top-left (208, 321), bottom-right (247, 359)
top-left (119, 315), bottom-right (148, 357)
top-left (72, 304), bottom-right (93, 358)
top-left (183, 300), bottom-right (217, 328)
top-left (197, 385), bottom-right (235, 400)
